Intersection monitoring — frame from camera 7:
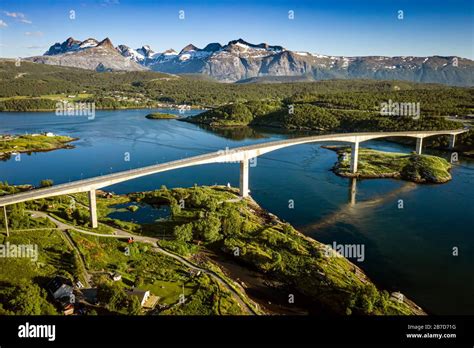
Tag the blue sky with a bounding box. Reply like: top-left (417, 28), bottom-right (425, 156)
top-left (0, 0), bottom-right (473, 59)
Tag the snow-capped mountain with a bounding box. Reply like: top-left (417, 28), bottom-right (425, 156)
top-left (116, 45), bottom-right (145, 63)
top-left (31, 37), bottom-right (474, 86)
top-left (28, 37), bottom-right (145, 72)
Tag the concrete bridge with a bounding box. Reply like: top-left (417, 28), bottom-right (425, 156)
top-left (0, 129), bottom-right (467, 231)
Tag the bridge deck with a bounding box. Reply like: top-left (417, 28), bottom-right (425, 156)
top-left (0, 129), bottom-right (467, 206)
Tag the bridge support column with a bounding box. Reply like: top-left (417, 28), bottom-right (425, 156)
top-left (239, 159), bottom-right (249, 197)
top-left (349, 178), bottom-right (357, 206)
top-left (3, 206), bottom-right (9, 237)
top-left (415, 138), bottom-right (423, 155)
top-left (449, 134), bottom-right (456, 149)
top-left (350, 142), bottom-right (359, 174)
top-left (88, 189), bottom-right (98, 229)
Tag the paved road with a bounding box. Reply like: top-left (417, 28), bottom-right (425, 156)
top-left (28, 210), bottom-right (258, 315)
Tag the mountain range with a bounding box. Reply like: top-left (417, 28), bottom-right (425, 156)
top-left (25, 37), bottom-right (474, 86)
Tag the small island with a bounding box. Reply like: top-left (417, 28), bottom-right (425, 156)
top-left (145, 112), bottom-right (178, 120)
top-left (0, 133), bottom-right (76, 160)
top-left (326, 146), bottom-right (452, 183)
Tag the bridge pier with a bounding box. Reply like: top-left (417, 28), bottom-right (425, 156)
top-left (88, 189), bottom-right (98, 229)
top-left (349, 178), bottom-right (357, 206)
top-left (449, 134), bottom-right (456, 149)
top-left (240, 159), bottom-right (249, 197)
top-left (2, 206), bottom-right (9, 237)
top-left (350, 142), bottom-right (359, 174)
top-left (415, 138), bottom-right (423, 155)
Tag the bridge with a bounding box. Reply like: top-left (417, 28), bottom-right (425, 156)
top-left (0, 129), bottom-right (467, 232)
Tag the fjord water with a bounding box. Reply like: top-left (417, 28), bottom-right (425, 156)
top-left (1, 109), bottom-right (473, 315)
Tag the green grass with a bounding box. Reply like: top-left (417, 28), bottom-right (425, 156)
top-left (146, 279), bottom-right (196, 305)
top-left (0, 134), bottom-right (76, 159)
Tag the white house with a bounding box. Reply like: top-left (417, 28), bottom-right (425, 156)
top-left (127, 289), bottom-right (150, 307)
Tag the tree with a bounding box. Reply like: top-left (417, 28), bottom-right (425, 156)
top-left (8, 282), bottom-right (57, 315)
top-left (97, 281), bottom-right (128, 312)
top-left (127, 296), bottom-right (143, 315)
top-left (134, 276), bottom-right (144, 288)
top-left (170, 201), bottom-right (181, 216)
top-left (39, 179), bottom-right (54, 188)
top-left (194, 213), bottom-right (221, 243)
top-left (222, 208), bottom-right (242, 236)
top-left (173, 223), bottom-right (194, 242)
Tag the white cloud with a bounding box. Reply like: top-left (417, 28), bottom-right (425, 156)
top-left (25, 31), bottom-right (43, 37)
top-left (4, 11), bottom-right (26, 18)
top-left (3, 11), bottom-right (32, 24)
top-left (101, 0), bottom-right (120, 6)
top-left (0, 20), bottom-right (7, 28)
top-left (27, 45), bottom-right (46, 49)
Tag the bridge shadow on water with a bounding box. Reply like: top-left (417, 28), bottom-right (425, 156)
top-left (299, 178), bottom-right (417, 233)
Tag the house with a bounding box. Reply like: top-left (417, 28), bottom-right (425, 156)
top-left (390, 291), bottom-right (404, 303)
top-left (63, 303), bottom-right (74, 316)
top-left (127, 289), bottom-right (150, 307)
top-left (45, 132), bottom-right (55, 137)
top-left (47, 276), bottom-right (74, 300)
top-left (112, 273), bottom-right (122, 282)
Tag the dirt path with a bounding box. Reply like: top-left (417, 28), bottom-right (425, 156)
top-left (28, 210), bottom-right (259, 315)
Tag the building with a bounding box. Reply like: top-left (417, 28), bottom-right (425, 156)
top-left (390, 291), bottom-right (404, 303)
top-left (112, 273), bottom-right (122, 282)
top-left (127, 289), bottom-right (150, 307)
top-left (47, 276), bottom-right (74, 300)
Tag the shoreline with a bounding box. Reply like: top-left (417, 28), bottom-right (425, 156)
top-left (0, 135), bottom-right (78, 160)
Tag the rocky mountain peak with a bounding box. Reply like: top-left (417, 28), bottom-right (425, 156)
top-left (180, 44), bottom-right (199, 54)
top-left (97, 37), bottom-right (115, 50)
top-left (202, 42), bottom-right (222, 52)
top-left (36, 36), bottom-right (474, 85)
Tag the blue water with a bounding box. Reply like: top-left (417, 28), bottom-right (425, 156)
top-left (107, 202), bottom-right (170, 223)
top-left (1, 108), bottom-right (473, 314)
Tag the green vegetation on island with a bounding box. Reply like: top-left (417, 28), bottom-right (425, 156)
top-left (0, 134), bottom-right (76, 160)
top-left (145, 112), bottom-right (177, 120)
top-left (327, 147), bottom-right (452, 183)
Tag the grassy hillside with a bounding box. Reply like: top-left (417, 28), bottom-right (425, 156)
top-left (0, 183), bottom-right (424, 315)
